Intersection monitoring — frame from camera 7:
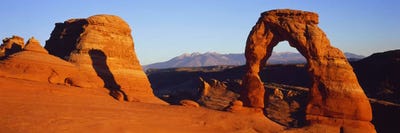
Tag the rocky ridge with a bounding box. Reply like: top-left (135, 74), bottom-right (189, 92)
top-left (352, 49), bottom-right (400, 103)
top-left (144, 52), bottom-right (364, 69)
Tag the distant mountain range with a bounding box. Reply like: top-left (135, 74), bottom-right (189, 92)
top-left (144, 52), bottom-right (365, 69)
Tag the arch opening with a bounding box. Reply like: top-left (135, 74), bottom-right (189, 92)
top-left (260, 41), bottom-right (310, 127)
top-left (240, 9), bottom-right (373, 131)
top-left (259, 41), bottom-right (310, 87)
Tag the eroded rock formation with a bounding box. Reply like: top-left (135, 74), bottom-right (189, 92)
top-left (241, 9), bottom-right (375, 132)
top-left (24, 37), bottom-right (48, 54)
top-left (45, 15), bottom-right (166, 104)
top-left (198, 78), bottom-right (240, 110)
top-left (0, 35), bottom-right (24, 57)
top-left (0, 37), bottom-right (96, 87)
top-left (264, 83), bottom-right (308, 127)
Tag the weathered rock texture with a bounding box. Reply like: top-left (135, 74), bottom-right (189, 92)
top-left (0, 37), bottom-right (97, 87)
top-left (45, 15), bottom-right (166, 104)
top-left (0, 35), bottom-right (24, 57)
top-left (264, 83), bottom-right (308, 127)
top-left (241, 9), bottom-right (375, 132)
top-left (24, 37), bottom-right (48, 54)
top-left (198, 78), bottom-right (240, 110)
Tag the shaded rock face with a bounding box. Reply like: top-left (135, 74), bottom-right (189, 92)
top-left (153, 75), bottom-right (239, 109)
top-left (241, 9), bottom-right (374, 132)
top-left (264, 83), bottom-right (308, 127)
top-left (351, 50), bottom-right (400, 133)
top-left (0, 35), bottom-right (24, 58)
top-left (45, 19), bottom-right (88, 59)
top-left (352, 49), bottom-right (400, 103)
top-left (45, 15), bottom-right (165, 104)
top-left (369, 100), bottom-right (400, 133)
top-left (198, 78), bottom-right (240, 110)
top-left (155, 78), bottom-right (204, 104)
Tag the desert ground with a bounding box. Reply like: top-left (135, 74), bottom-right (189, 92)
top-left (0, 77), bottom-right (283, 133)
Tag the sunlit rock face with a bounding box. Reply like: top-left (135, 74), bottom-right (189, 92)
top-left (45, 14), bottom-right (166, 104)
top-left (0, 37), bottom-right (89, 86)
top-left (241, 9), bottom-right (375, 132)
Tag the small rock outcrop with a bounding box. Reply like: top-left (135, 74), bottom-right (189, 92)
top-left (180, 100), bottom-right (200, 108)
top-left (226, 100), bottom-right (244, 112)
top-left (264, 83), bottom-right (308, 127)
top-left (241, 9), bottom-right (375, 132)
top-left (0, 35), bottom-right (24, 57)
top-left (198, 78), bottom-right (240, 110)
top-left (24, 37), bottom-right (48, 54)
top-left (0, 37), bottom-right (96, 87)
top-left (45, 14), bottom-right (166, 104)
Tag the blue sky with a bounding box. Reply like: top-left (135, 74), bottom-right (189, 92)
top-left (1, 0), bottom-right (399, 65)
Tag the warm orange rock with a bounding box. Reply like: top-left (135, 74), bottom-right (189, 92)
top-left (226, 100), bottom-right (244, 112)
top-left (241, 9), bottom-right (374, 132)
top-left (24, 37), bottom-right (48, 54)
top-left (180, 99), bottom-right (200, 108)
top-left (0, 35), bottom-right (24, 57)
top-left (0, 37), bottom-right (98, 88)
top-left (232, 100), bottom-right (243, 107)
top-left (45, 14), bottom-right (166, 104)
top-left (0, 76), bottom-right (285, 133)
top-left (198, 78), bottom-right (240, 110)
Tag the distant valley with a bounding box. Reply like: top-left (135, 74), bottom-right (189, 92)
top-left (147, 49), bottom-right (400, 132)
top-left (144, 52), bottom-right (365, 69)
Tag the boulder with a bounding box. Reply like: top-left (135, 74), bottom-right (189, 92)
top-left (226, 100), bottom-right (244, 112)
top-left (241, 9), bottom-right (375, 132)
top-left (45, 14), bottom-right (166, 104)
top-left (180, 100), bottom-right (200, 108)
top-left (232, 100), bottom-right (243, 107)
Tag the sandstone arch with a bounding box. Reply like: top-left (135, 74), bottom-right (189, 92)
top-left (241, 9), bottom-right (375, 132)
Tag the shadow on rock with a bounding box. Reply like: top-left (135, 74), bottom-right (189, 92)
top-left (89, 49), bottom-right (127, 101)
